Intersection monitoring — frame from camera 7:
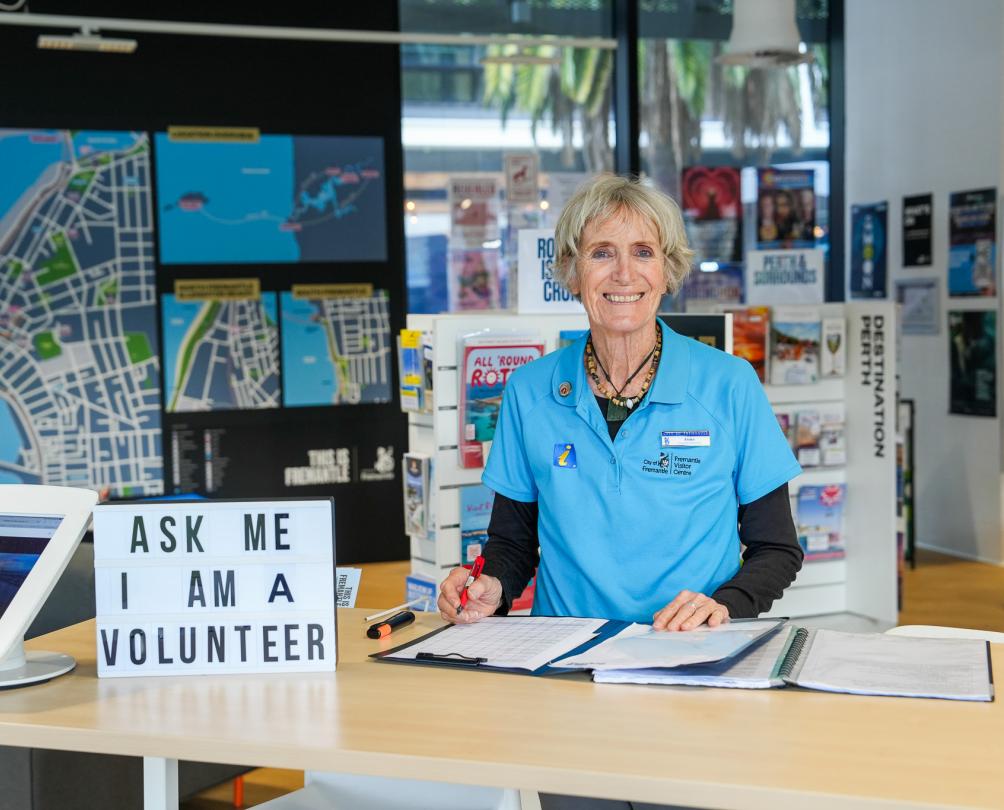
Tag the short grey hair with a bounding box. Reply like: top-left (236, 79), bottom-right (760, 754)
top-left (553, 174), bottom-right (694, 295)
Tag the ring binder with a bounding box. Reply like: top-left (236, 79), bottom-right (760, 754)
top-left (594, 627), bottom-right (994, 701)
top-left (778, 626), bottom-right (809, 679)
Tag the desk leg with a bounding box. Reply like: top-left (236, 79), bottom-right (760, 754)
top-left (143, 756), bottom-right (179, 810)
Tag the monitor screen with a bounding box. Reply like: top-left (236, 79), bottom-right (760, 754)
top-left (0, 513), bottom-right (63, 620)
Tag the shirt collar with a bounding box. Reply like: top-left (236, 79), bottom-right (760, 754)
top-left (550, 320), bottom-right (690, 407)
top-left (550, 331), bottom-right (590, 407)
top-left (648, 319), bottom-right (690, 404)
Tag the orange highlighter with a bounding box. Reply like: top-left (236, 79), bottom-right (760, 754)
top-left (366, 610), bottom-right (415, 639)
top-left (457, 554), bottom-right (486, 614)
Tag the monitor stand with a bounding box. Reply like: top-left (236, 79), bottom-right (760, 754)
top-left (0, 642), bottom-right (75, 689)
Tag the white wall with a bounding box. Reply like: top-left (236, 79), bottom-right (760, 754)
top-left (846, 0), bottom-right (1004, 563)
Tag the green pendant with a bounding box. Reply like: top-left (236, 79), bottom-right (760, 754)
top-left (606, 399), bottom-right (629, 422)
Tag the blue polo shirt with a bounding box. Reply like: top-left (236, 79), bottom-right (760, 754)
top-left (482, 320), bottom-right (801, 623)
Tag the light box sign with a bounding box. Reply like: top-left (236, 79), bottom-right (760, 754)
top-left (92, 499), bottom-right (336, 678)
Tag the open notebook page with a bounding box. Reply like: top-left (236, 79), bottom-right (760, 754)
top-left (789, 629), bottom-right (994, 701)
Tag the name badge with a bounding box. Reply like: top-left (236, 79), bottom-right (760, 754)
top-left (661, 430), bottom-right (711, 448)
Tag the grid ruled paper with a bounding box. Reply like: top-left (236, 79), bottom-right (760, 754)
top-left (389, 616), bottom-right (606, 671)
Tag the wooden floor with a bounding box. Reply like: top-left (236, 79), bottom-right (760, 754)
top-left (182, 549), bottom-right (1004, 809)
top-left (898, 548), bottom-right (1004, 631)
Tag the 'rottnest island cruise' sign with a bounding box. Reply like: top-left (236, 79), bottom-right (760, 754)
top-left (92, 499), bottom-right (336, 678)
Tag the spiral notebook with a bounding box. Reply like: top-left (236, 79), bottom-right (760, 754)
top-left (593, 626), bottom-right (995, 702)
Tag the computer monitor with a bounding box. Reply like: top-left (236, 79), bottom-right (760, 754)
top-left (0, 485), bottom-right (98, 688)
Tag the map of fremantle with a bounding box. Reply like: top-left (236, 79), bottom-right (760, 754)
top-left (162, 286), bottom-right (280, 412)
top-left (155, 133), bottom-right (387, 264)
top-left (280, 285), bottom-right (391, 406)
top-left (0, 129), bottom-right (163, 497)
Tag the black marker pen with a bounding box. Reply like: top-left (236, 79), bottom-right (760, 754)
top-left (367, 610), bottom-right (416, 639)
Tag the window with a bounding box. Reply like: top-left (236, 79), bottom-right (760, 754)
top-left (400, 0), bottom-right (616, 312)
top-left (638, 0), bottom-right (833, 296)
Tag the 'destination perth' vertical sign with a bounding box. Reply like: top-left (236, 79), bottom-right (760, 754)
top-left (92, 499), bottom-right (336, 677)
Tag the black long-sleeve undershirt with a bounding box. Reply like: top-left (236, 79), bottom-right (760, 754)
top-left (481, 395), bottom-right (804, 619)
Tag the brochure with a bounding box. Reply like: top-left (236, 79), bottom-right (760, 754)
top-left (770, 307), bottom-right (821, 385)
top-left (797, 483), bottom-right (847, 561)
top-left (459, 334), bottom-right (545, 468)
top-left (460, 484), bottom-right (494, 564)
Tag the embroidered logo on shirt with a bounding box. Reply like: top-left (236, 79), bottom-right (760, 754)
top-left (641, 452), bottom-right (702, 477)
top-left (553, 443), bottom-right (577, 468)
top-left (641, 453), bottom-right (671, 475)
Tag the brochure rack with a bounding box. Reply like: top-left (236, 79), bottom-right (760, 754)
top-left (404, 312), bottom-right (588, 580)
top-left (763, 301), bottom-right (898, 623)
top-left (404, 303), bottom-right (898, 624)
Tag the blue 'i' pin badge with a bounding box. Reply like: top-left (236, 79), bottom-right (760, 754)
top-left (552, 443), bottom-right (577, 468)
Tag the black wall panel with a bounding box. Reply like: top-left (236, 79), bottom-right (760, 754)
top-left (0, 5), bottom-right (408, 563)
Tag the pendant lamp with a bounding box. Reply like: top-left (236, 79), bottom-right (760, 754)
top-left (718, 0), bottom-right (814, 68)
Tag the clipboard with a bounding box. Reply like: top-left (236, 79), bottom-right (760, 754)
top-left (370, 616), bottom-right (629, 676)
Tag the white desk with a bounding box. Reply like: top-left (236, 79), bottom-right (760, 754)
top-left (5, 611), bottom-right (1004, 809)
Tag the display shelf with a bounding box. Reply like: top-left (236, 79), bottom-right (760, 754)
top-left (767, 301), bottom-right (898, 623)
top-left (789, 559), bottom-right (847, 587)
top-left (766, 378), bottom-right (845, 405)
top-left (791, 467), bottom-right (847, 491)
top-left (405, 312), bottom-right (589, 578)
top-left (763, 583), bottom-right (846, 619)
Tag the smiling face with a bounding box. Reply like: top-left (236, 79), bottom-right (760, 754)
top-left (569, 207), bottom-right (666, 344)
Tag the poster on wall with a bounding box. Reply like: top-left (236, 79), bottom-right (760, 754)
top-left (504, 152), bottom-right (539, 205)
top-left (161, 279), bottom-right (280, 413)
top-left (680, 166), bottom-right (742, 263)
top-left (756, 168), bottom-right (816, 249)
top-left (280, 284), bottom-right (392, 407)
top-left (902, 193), bottom-right (933, 266)
top-left (850, 202), bottom-right (888, 299)
top-left (155, 131), bottom-right (387, 264)
top-left (448, 249), bottom-right (500, 310)
top-left (746, 249), bottom-right (824, 305)
top-left (0, 128), bottom-right (163, 497)
top-left (948, 310), bottom-right (996, 417)
top-left (948, 188), bottom-right (996, 297)
top-left (448, 177), bottom-right (500, 310)
top-left (895, 278), bottom-right (939, 335)
top-left (678, 263), bottom-right (744, 312)
top-left (546, 172), bottom-right (590, 226)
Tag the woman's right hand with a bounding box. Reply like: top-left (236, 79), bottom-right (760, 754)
top-left (437, 567), bottom-right (503, 624)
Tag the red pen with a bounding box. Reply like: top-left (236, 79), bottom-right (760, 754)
top-left (457, 554), bottom-right (485, 614)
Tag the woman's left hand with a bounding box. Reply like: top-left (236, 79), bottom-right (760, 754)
top-left (652, 590), bottom-right (730, 631)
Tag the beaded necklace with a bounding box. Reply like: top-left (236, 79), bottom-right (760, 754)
top-left (584, 326), bottom-right (663, 421)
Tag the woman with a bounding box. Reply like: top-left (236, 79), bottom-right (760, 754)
top-left (438, 174), bottom-right (802, 633)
